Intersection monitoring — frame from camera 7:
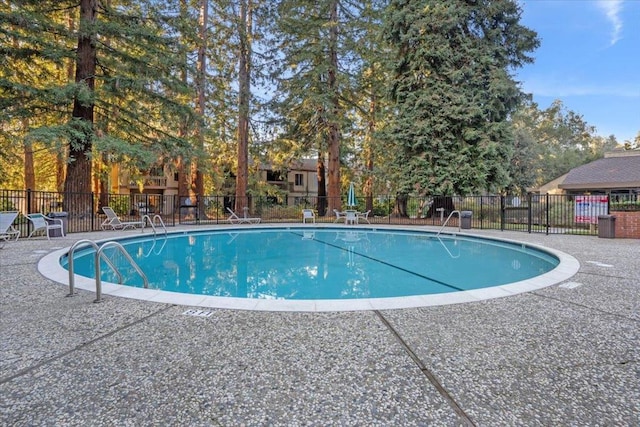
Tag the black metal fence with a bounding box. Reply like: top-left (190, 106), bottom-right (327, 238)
top-left (2, 188), bottom-right (637, 237)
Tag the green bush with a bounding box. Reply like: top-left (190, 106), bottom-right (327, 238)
top-left (0, 198), bottom-right (16, 211)
top-left (108, 196), bottom-right (131, 216)
top-left (611, 201), bottom-right (640, 212)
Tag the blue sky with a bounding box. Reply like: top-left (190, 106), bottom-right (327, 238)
top-left (517, 0), bottom-right (639, 143)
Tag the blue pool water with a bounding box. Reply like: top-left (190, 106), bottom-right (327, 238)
top-left (65, 228), bottom-right (559, 300)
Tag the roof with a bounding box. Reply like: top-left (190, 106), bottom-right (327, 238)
top-left (558, 152), bottom-right (640, 190)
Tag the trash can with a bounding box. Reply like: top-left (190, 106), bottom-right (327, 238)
top-left (460, 211), bottom-right (472, 229)
top-left (597, 215), bottom-right (616, 238)
top-left (47, 212), bottom-right (68, 237)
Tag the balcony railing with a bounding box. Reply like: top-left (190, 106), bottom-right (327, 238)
top-left (127, 176), bottom-right (167, 188)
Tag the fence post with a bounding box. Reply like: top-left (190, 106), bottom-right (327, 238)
top-left (545, 193), bottom-right (550, 235)
top-left (26, 188), bottom-right (32, 214)
top-left (527, 193), bottom-right (532, 234)
top-left (500, 195), bottom-right (505, 231)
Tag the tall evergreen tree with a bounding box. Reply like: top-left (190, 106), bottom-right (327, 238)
top-left (1, 0), bottom-right (198, 207)
top-left (65, 0), bottom-right (96, 202)
top-left (235, 0), bottom-right (252, 213)
top-left (267, 0), bottom-right (374, 215)
top-left (381, 0), bottom-right (539, 212)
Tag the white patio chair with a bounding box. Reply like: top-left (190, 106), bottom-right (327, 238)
top-left (333, 209), bottom-right (346, 223)
top-left (101, 206), bottom-right (144, 230)
top-left (357, 210), bottom-right (371, 224)
top-left (226, 207), bottom-right (261, 224)
top-left (26, 213), bottom-right (64, 240)
top-left (302, 209), bottom-right (316, 224)
top-left (345, 210), bottom-right (358, 225)
top-left (1, 211), bottom-right (21, 244)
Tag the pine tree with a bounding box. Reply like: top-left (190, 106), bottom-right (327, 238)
top-left (1, 0), bottom-right (198, 210)
top-left (381, 0), bottom-right (539, 212)
top-left (267, 0), bottom-right (376, 215)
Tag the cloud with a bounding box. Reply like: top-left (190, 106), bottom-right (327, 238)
top-left (596, 0), bottom-right (623, 45)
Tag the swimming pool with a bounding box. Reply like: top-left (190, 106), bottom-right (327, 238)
top-left (39, 225), bottom-right (580, 311)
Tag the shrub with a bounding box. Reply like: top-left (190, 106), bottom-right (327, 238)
top-left (611, 201), bottom-right (640, 212)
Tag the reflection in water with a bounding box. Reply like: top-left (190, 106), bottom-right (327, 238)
top-left (70, 229), bottom-right (559, 300)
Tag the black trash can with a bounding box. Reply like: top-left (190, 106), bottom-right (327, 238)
top-left (47, 212), bottom-right (68, 237)
top-left (461, 211), bottom-right (473, 229)
top-left (597, 215), bottom-right (616, 238)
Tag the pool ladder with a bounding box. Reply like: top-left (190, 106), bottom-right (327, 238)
top-left (436, 210), bottom-right (461, 236)
top-left (141, 214), bottom-right (167, 236)
top-left (67, 239), bottom-right (148, 303)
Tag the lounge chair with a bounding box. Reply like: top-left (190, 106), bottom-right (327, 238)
top-left (357, 210), bottom-right (371, 224)
top-left (226, 207), bottom-right (261, 224)
top-left (101, 206), bottom-right (144, 230)
top-left (302, 209), bottom-right (316, 224)
top-left (1, 211), bottom-right (21, 244)
top-left (26, 213), bottom-right (64, 240)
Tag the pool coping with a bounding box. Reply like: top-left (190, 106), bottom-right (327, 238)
top-left (37, 224), bottom-right (580, 312)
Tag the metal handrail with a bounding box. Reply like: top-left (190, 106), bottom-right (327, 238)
top-left (67, 239), bottom-right (148, 303)
top-left (141, 214), bottom-right (167, 236)
top-left (436, 210), bottom-right (461, 236)
top-left (95, 241), bottom-right (148, 303)
top-left (68, 239), bottom-right (129, 296)
top-left (67, 239), bottom-right (99, 297)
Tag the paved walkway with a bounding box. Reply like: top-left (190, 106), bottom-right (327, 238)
top-left (1, 227), bottom-right (638, 426)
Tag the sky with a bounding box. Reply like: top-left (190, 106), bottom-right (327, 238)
top-left (516, 0), bottom-right (640, 144)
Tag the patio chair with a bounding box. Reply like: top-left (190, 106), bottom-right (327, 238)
top-left (26, 213), bottom-right (64, 240)
top-left (101, 206), bottom-right (144, 230)
top-left (357, 210), bottom-right (371, 224)
top-left (333, 209), bottom-right (346, 223)
top-left (1, 211), bottom-right (21, 244)
top-left (302, 209), bottom-right (316, 224)
top-left (226, 207), bottom-right (261, 224)
top-left (345, 210), bottom-right (358, 225)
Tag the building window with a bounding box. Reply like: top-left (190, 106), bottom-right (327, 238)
top-left (267, 170), bottom-right (284, 182)
top-left (295, 173), bottom-right (304, 186)
top-left (149, 166), bottom-right (163, 176)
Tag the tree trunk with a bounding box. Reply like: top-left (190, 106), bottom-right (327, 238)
top-left (63, 0), bottom-right (96, 214)
top-left (176, 0), bottom-right (190, 211)
top-left (192, 0), bottom-right (208, 217)
top-left (326, 0), bottom-right (341, 214)
top-left (23, 121), bottom-right (35, 192)
top-left (316, 155), bottom-right (327, 216)
top-left (392, 193), bottom-right (408, 218)
top-left (23, 119), bottom-right (36, 213)
top-left (425, 196), bottom-right (456, 218)
top-left (364, 94), bottom-right (376, 213)
top-left (236, 0), bottom-right (251, 213)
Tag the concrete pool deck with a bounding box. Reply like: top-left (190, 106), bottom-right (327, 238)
top-left (1, 226), bottom-right (638, 425)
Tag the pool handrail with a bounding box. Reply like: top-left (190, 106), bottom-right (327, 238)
top-left (436, 210), bottom-right (461, 236)
top-left (67, 239), bottom-right (149, 303)
top-left (141, 214), bottom-right (167, 236)
top-left (68, 240), bottom-right (124, 296)
top-left (96, 241), bottom-right (148, 303)
top-left (67, 239), bottom-right (100, 297)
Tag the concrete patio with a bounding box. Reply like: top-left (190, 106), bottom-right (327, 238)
top-left (1, 227), bottom-right (638, 426)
